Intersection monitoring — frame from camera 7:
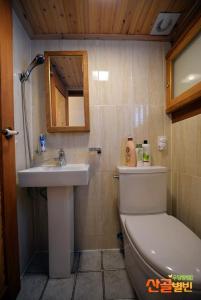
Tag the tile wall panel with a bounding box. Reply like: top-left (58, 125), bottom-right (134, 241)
top-left (172, 114), bottom-right (201, 239)
top-left (31, 40), bottom-right (170, 250)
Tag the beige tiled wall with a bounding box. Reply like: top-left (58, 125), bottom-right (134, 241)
top-left (171, 114), bottom-right (201, 239)
top-left (31, 40), bottom-right (171, 250)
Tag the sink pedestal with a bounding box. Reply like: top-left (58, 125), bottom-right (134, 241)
top-left (18, 164), bottom-right (89, 278)
top-left (47, 186), bottom-right (74, 278)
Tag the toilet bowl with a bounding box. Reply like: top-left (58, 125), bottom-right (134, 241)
top-left (117, 166), bottom-right (201, 300)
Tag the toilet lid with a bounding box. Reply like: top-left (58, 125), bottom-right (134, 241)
top-left (125, 213), bottom-right (201, 290)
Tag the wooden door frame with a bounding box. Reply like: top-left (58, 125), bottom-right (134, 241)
top-left (0, 0), bottom-right (20, 299)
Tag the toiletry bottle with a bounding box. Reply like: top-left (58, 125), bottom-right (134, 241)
top-left (136, 144), bottom-right (143, 167)
top-left (39, 134), bottom-right (46, 152)
top-left (142, 140), bottom-right (151, 166)
top-left (125, 137), bottom-right (136, 167)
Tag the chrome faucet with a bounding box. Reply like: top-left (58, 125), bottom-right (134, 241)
top-left (57, 148), bottom-right (66, 166)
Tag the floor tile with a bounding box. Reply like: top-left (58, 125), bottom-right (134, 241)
top-left (16, 275), bottom-right (47, 300)
top-left (42, 276), bottom-right (75, 300)
top-left (104, 270), bottom-right (134, 300)
top-left (74, 272), bottom-right (103, 300)
top-left (79, 250), bottom-right (101, 271)
top-left (26, 252), bottom-right (49, 274)
top-left (103, 250), bottom-right (125, 270)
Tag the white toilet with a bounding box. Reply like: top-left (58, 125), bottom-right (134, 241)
top-left (117, 166), bottom-right (201, 300)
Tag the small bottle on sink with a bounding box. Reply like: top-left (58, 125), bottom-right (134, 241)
top-left (39, 134), bottom-right (46, 152)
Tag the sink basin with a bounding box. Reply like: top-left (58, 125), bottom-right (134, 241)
top-left (18, 164), bottom-right (89, 187)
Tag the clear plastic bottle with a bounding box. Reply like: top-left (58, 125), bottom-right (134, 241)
top-left (125, 137), bottom-right (136, 167)
top-left (136, 144), bottom-right (143, 167)
top-left (142, 140), bottom-right (151, 166)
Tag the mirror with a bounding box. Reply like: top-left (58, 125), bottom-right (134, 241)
top-left (45, 51), bottom-right (90, 132)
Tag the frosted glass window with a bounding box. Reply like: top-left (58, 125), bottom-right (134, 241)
top-left (173, 32), bottom-right (201, 98)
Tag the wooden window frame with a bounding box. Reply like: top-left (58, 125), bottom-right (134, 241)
top-left (45, 51), bottom-right (90, 133)
top-left (166, 15), bottom-right (201, 121)
top-left (50, 69), bottom-right (69, 127)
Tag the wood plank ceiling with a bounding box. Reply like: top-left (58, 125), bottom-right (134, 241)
top-left (13, 0), bottom-right (201, 42)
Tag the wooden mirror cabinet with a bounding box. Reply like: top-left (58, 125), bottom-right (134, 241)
top-left (45, 51), bottom-right (90, 132)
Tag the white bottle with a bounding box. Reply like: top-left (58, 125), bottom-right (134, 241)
top-left (142, 140), bottom-right (151, 166)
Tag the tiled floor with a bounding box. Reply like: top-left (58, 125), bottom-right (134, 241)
top-left (17, 250), bottom-right (137, 300)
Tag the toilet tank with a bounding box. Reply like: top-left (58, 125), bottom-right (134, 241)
top-left (117, 166), bottom-right (167, 215)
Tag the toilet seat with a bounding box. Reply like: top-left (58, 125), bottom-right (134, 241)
top-left (123, 213), bottom-right (201, 290)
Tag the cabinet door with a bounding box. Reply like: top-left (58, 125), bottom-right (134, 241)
top-left (173, 32), bottom-right (201, 98)
top-left (0, 188), bottom-right (5, 296)
top-left (0, 0), bottom-right (20, 299)
top-left (166, 16), bottom-right (201, 115)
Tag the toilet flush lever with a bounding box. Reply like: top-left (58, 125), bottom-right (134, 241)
top-left (0, 128), bottom-right (19, 139)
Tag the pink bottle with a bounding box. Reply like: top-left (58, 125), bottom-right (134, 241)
top-left (125, 137), bottom-right (137, 167)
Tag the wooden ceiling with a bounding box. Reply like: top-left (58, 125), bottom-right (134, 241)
top-left (13, 0), bottom-right (201, 42)
top-left (51, 56), bottom-right (83, 91)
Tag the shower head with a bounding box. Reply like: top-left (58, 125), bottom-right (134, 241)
top-left (20, 54), bottom-right (45, 83)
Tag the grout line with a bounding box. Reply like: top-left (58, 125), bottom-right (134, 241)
top-left (103, 267), bottom-right (126, 271)
top-left (102, 271), bottom-right (106, 300)
top-left (71, 272), bottom-right (78, 300)
top-left (20, 252), bottom-right (36, 279)
top-left (78, 248), bottom-right (121, 252)
top-left (78, 270), bottom-right (104, 273)
top-left (71, 252), bottom-right (80, 300)
top-left (101, 250), bottom-right (104, 271)
top-left (101, 251), bottom-right (106, 300)
top-left (38, 276), bottom-right (49, 300)
top-left (24, 252), bottom-right (49, 276)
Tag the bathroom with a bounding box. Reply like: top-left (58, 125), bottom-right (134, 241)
top-left (0, 0), bottom-right (201, 299)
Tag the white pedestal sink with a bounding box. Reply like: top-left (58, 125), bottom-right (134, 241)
top-left (18, 164), bottom-right (89, 278)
